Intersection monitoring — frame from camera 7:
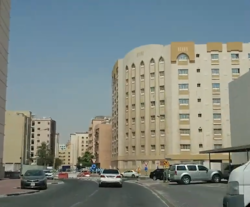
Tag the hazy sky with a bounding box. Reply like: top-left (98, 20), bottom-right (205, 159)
top-left (7, 0), bottom-right (250, 143)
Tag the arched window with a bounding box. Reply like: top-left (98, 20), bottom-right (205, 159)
top-left (131, 64), bottom-right (135, 69)
top-left (140, 61), bottom-right (144, 67)
top-left (125, 66), bottom-right (128, 71)
top-left (177, 53), bottom-right (189, 61)
top-left (150, 58), bottom-right (155, 65)
top-left (159, 57), bottom-right (164, 63)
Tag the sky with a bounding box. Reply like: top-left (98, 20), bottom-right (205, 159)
top-left (7, 0), bottom-right (250, 143)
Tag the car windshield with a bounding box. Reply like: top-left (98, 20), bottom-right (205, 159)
top-left (103, 169), bottom-right (119, 174)
top-left (44, 170), bottom-right (51, 173)
top-left (24, 170), bottom-right (44, 176)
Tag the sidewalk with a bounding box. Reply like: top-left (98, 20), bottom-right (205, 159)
top-left (0, 179), bottom-right (39, 197)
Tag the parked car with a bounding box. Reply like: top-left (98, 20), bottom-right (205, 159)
top-left (149, 169), bottom-right (164, 180)
top-left (21, 169), bottom-right (47, 190)
top-left (169, 164), bottom-right (222, 185)
top-left (222, 164), bottom-right (242, 180)
top-left (43, 169), bottom-right (54, 180)
top-left (121, 170), bottom-right (139, 178)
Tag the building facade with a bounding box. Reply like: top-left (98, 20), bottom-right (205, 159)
top-left (30, 117), bottom-right (56, 159)
top-left (58, 142), bottom-right (71, 165)
top-left (0, 0), bottom-right (11, 178)
top-left (94, 118), bottom-right (112, 168)
top-left (229, 71), bottom-right (250, 164)
top-left (111, 42), bottom-right (250, 171)
top-left (3, 111), bottom-right (32, 171)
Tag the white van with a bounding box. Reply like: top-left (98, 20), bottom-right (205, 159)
top-left (223, 161), bottom-right (250, 207)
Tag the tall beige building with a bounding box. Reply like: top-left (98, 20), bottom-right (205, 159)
top-left (70, 132), bottom-right (88, 167)
top-left (111, 42), bottom-right (250, 171)
top-left (3, 111), bottom-right (32, 171)
top-left (58, 143), bottom-right (71, 165)
top-left (30, 117), bottom-right (56, 160)
top-left (0, 0), bottom-right (11, 178)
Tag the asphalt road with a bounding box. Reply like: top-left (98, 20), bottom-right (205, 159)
top-left (0, 179), bottom-right (167, 207)
top-left (148, 181), bottom-right (227, 207)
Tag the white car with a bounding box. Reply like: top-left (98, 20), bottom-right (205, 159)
top-left (99, 169), bottom-right (123, 188)
top-left (43, 170), bottom-right (53, 180)
top-left (121, 170), bottom-right (139, 178)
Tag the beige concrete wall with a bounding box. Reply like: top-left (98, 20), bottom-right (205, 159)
top-left (229, 71), bottom-right (250, 164)
top-left (112, 42), bottom-right (250, 170)
top-left (0, 0), bottom-right (11, 178)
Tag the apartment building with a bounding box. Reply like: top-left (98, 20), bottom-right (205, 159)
top-left (0, 0), bottom-right (11, 179)
top-left (229, 71), bottom-right (250, 164)
top-left (30, 117), bottom-right (56, 160)
top-left (58, 143), bottom-right (71, 165)
top-left (111, 42), bottom-right (250, 171)
top-left (54, 133), bottom-right (60, 158)
top-left (94, 118), bottom-right (112, 168)
top-left (3, 111), bottom-right (32, 171)
top-left (87, 116), bottom-right (110, 154)
top-left (70, 132), bottom-right (89, 167)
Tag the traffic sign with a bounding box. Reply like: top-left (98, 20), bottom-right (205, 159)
top-left (144, 166), bottom-right (148, 171)
top-left (92, 164), bottom-right (96, 169)
top-left (92, 159), bottom-right (96, 163)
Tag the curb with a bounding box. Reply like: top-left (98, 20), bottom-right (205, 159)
top-left (0, 190), bottom-right (39, 198)
top-left (48, 181), bottom-right (64, 185)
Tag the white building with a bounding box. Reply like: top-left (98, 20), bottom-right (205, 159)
top-left (111, 42), bottom-right (250, 171)
top-left (229, 71), bottom-right (250, 164)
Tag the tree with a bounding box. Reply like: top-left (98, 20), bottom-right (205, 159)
top-left (36, 142), bottom-right (53, 166)
top-left (76, 151), bottom-right (94, 169)
top-left (54, 158), bottom-right (63, 169)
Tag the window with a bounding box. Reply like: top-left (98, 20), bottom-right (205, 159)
top-left (150, 59), bottom-right (155, 65)
top-left (180, 144), bottom-right (190, 149)
top-left (150, 87), bottom-right (155, 93)
top-left (159, 71), bottom-right (164, 77)
top-left (179, 114), bottom-right (189, 120)
top-left (196, 54), bottom-right (200, 58)
top-left (187, 165), bottom-right (197, 171)
top-left (151, 145), bottom-right (156, 151)
top-left (126, 66), bottom-right (129, 71)
top-left (198, 113), bottom-right (202, 117)
top-left (180, 129), bottom-right (190, 135)
top-left (160, 145), bottom-right (165, 151)
top-left (179, 84), bottom-right (189, 90)
top-left (141, 145), bottom-right (145, 151)
top-left (126, 92), bottom-right (128, 97)
top-left (140, 61), bottom-right (144, 67)
top-left (231, 53), bottom-right (239, 60)
top-left (126, 119), bottom-right (128, 124)
top-left (126, 79), bottom-right (128, 84)
top-left (160, 100), bottom-right (165, 106)
top-left (159, 57), bottom-right (164, 63)
top-left (214, 128), bottom-right (222, 135)
top-left (141, 116), bottom-right (145, 122)
top-left (150, 73), bottom-right (155, 78)
top-left (159, 86), bottom-right (165, 91)
top-left (125, 146), bottom-right (128, 152)
top-left (178, 69), bottom-right (188, 75)
top-left (160, 115), bottom-right (165, 120)
top-left (151, 130), bottom-right (156, 136)
top-left (213, 98), bottom-right (221, 105)
top-left (132, 104), bottom-right (135, 110)
top-left (141, 88), bottom-right (144, 94)
top-left (141, 131), bottom-right (145, 137)
top-left (151, 116), bottom-right (155, 121)
top-left (211, 54), bottom-right (219, 60)
top-left (132, 118), bottom-right (135, 123)
top-left (213, 113), bottom-right (221, 120)
top-left (132, 77), bottom-right (135, 82)
top-left (198, 165), bottom-right (208, 171)
top-left (177, 166), bottom-right (187, 171)
top-left (132, 90), bottom-right (135, 96)
top-left (131, 64), bottom-right (135, 69)
top-left (141, 75), bottom-right (145, 80)
top-left (248, 53), bottom-right (250, 59)
top-left (232, 68), bottom-right (240, 74)
top-left (199, 144), bottom-right (203, 148)
top-left (151, 101), bottom-right (155, 107)
top-left (197, 69), bottom-right (200, 73)
top-left (197, 98), bottom-right (201, 102)
top-left (141, 103), bottom-right (145, 108)
top-left (160, 130), bottom-right (165, 136)
top-left (37, 134), bottom-right (40, 136)
top-left (132, 146), bottom-right (135, 152)
top-left (126, 133), bottom-right (128, 138)
top-left (198, 128), bottom-right (202, 132)
top-left (197, 83), bottom-right (201, 87)
top-left (126, 105), bottom-right (128, 110)
top-left (178, 54), bottom-right (188, 61)
top-left (132, 132), bottom-right (135, 137)
top-left (212, 83), bottom-right (220, 89)
top-left (212, 68), bottom-right (219, 75)
top-left (214, 144), bottom-right (222, 149)
top-left (179, 98), bottom-right (189, 105)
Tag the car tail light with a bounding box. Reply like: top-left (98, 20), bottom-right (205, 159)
top-left (116, 175), bottom-right (121, 178)
top-left (100, 175), bottom-right (105, 178)
top-left (175, 171), bottom-right (177, 175)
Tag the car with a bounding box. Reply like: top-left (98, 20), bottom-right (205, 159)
top-left (121, 170), bottom-right (139, 178)
top-left (99, 169), bottom-right (123, 187)
top-left (169, 163), bottom-right (222, 185)
top-left (43, 169), bottom-right (54, 180)
top-left (21, 169), bottom-right (47, 190)
top-left (149, 169), bottom-right (164, 180)
top-left (222, 164), bottom-right (242, 180)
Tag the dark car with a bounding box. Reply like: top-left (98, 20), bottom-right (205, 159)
top-left (149, 169), bottom-right (164, 180)
top-left (21, 169), bottom-right (47, 190)
top-left (222, 164), bottom-right (242, 180)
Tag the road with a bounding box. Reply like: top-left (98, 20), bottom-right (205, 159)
top-left (0, 179), bottom-right (167, 207)
top-left (145, 180), bottom-right (227, 207)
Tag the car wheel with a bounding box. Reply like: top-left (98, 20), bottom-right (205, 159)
top-left (131, 174), bottom-right (135, 178)
top-left (153, 176), bottom-right (157, 181)
top-left (99, 184), bottom-right (102, 187)
top-left (181, 175), bottom-right (191, 185)
top-left (212, 174), bottom-right (221, 183)
top-left (119, 184), bottom-right (122, 188)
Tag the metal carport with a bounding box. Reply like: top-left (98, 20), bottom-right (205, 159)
top-left (200, 144), bottom-right (250, 168)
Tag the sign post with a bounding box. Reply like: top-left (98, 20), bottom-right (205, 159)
top-left (144, 162), bottom-right (148, 176)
